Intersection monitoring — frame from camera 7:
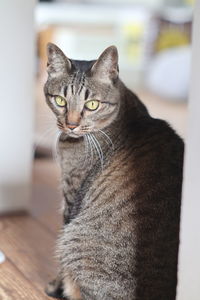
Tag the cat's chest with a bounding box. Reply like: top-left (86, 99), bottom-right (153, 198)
top-left (58, 138), bottom-right (88, 194)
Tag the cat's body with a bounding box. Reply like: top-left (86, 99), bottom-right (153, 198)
top-left (44, 44), bottom-right (184, 300)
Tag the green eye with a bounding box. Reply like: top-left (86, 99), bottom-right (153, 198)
top-left (55, 96), bottom-right (66, 107)
top-left (85, 100), bottom-right (100, 111)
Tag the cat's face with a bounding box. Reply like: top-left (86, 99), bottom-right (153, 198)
top-left (44, 43), bottom-right (120, 138)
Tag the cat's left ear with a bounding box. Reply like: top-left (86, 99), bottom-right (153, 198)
top-left (46, 43), bottom-right (71, 77)
top-left (90, 46), bottom-right (119, 83)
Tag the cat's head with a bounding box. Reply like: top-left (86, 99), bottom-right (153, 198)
top-left (44, 43), bottom-right (121, 138)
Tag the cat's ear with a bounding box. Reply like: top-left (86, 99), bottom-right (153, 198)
top-left (46, 43), bottom-right (71, 77)
top-left (90, 46), bottom-right (119, 83)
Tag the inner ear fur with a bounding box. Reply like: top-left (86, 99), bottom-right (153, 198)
top-left (46, 43), bottom-right (71, 76)
top-left (90, 45), bottom-right (119, 82)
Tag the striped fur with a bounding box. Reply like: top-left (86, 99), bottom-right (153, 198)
top-left (44, 44), bottom-right (184, 300)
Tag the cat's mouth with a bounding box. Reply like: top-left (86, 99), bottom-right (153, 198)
top-left (59, 128), bottom-right (88, 139)
top-left (57, 123), bottom-right (91, 138)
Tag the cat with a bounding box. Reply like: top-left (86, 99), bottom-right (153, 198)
top-left (44, 43), bottom-right (184, 300)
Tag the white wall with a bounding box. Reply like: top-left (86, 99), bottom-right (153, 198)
top-left (177, 1), bottom-right (200, 299)
top-left (0, 0), bottom-right (35, 212)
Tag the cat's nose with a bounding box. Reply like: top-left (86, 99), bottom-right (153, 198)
top-left (67, 123), bottom-right (79, 130)
top-left (66, 111), bottom-right (81, 130)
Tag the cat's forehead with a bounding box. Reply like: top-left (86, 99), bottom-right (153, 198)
top-left (46, 58), bottom-right (113, 99)
top-left (70, 59), bottom-right (96, 73)
top-left (66, 59), bottom-right (96, 89)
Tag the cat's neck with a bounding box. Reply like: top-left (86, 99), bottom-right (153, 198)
top-left (104, 83), bottom-right (149, 142)
top-left (119, 82), bottom-right (149, 120)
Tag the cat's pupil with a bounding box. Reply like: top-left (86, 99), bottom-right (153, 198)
top-left (85, 89), bottom-right (89, 100)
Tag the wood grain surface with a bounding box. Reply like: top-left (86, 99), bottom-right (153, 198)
top-left (0, 159), bottom-right (62, 300)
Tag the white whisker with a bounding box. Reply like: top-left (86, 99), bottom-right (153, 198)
top-left (92, 134), bottom-right (104, 164)
top-left (82, 135), bottom-right (89, 167)
top-left (90, 134), bottom-right (104, 170)
top-left (98, 129), bottom-right (114, 150)
top-left (87, 134), bottom-right (94, 166)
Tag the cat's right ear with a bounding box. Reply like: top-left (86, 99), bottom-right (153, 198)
top-left (90, 46), bottom-right (119, 83)
top-left (46, 43), bottom-right (71, 77)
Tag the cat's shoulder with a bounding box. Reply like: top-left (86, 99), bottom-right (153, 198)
top-left (151, 117), bottom-right (183, 142)
top-left (134, 115), bottom-right (184, 151)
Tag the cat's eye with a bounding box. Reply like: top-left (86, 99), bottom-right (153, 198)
top-left (84, 100), bottom-right (100, 111)
top-left (54, 96), bottom-right (66, 107)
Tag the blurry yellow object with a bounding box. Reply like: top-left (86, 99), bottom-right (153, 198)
top-left (185, 0), bottom-right (195, 6)
top-left (156, 29), bottom-right (190, 52)
top-left (123, 23), bottom-right (145, 63)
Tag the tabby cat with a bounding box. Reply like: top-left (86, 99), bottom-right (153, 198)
top-left (44, 43), bottom-right (184, 300)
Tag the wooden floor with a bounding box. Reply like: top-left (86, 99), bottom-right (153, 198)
top-left (0, 159), bottom-right (62, 300)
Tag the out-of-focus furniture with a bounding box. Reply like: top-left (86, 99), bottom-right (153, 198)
top-left (177, 2), bottom-right (200, 299)
top-left (0, 0), bottom-right (35, 213)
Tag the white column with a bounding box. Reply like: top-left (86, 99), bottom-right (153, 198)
top-left (0, 0), bottom-right (35, 212)
top-left (177, 1), bottom-right (200, 300)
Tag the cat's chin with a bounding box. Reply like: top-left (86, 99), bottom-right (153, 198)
top-left (65, 132), bottom-right (84, 139)
top-left (60, 130), bottom-right (87, 140)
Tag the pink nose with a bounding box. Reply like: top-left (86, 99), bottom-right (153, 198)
top-left (66, 111), bottom-right (81, 130)
top-left (67, 123), bottom-right (78, 130)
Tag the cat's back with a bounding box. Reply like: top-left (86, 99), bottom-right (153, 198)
top-left (109, 115), bottom-right (184, 179)
top-left (77, 116), bottom-right (184, 232)
top-left (59, 116), bottom-right (184, 300)
top-left (126, 116), bottom-right (184, 173)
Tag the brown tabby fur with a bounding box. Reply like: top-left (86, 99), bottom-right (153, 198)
top-left (44, 43), bottom-right (184, 300)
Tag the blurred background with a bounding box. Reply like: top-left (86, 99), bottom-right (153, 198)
top-left (36, 0), bottom-right (193, 155)
top-left (33, 0), bottom-right (194, 223)
top-left (33, 0), bottom-right (193, 226)
top-left (0, 0), bottom-right (196, 298)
